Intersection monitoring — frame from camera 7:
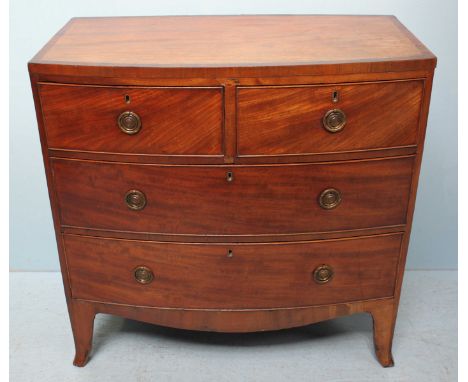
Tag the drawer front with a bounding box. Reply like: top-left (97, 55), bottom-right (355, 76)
top-left (64, 234), bottom-right (401, 309)
top-left (52, 157), bottom-right (413, 236)
top-left (237, 80), bottom-right (423, 156)
top-left (39, 84), bottom-right (223, 155)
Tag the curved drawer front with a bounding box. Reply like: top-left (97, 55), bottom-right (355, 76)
top-left (64, 233), bottom-right (402, 309)
top-left (39, 84), bottom-right (223, 155)
top-left (52, 157), bottom-right (414, 236)
top-left (237, 80), bottom-right (423, 156)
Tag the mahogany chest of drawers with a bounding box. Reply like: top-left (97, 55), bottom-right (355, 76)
top-left (28, 15), bottom-right (436, 367)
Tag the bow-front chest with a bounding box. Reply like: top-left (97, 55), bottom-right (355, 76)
top-left (29, 15), bottom-right (436, 367)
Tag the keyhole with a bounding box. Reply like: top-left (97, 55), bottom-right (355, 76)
top-left (125, 94), bottom-right (131, 103)
top-left (227, 249), bottom-right (233, 258)
top-left (226, 171), bottom-right (234, 182)
top-left (332, 91), bottom-right (339, 103)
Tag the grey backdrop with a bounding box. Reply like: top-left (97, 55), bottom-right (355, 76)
top-left (10, 0), bottom-right (457, 270)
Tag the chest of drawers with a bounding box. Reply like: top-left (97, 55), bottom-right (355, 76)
top-left (29, 15), bottom-right (436, 367)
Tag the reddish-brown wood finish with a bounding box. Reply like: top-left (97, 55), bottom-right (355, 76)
top-left (51, 157), bottom-right (414, 236)
top-left (237, 80), bottom-right (423, 156)
top-left (70, 297), bottom-right (396, 367)
top-left (371, 299), bottom-right (397, 367)
top-left (61, 224), bottom-right (406, 244)
top-left (29, 15), bottom-right (436, 78)
top-left (28, 15), bottom-right (436, 368)
top-left (69, 300), bottom-right (96, 367)
top-left (64, 233), bottom-right (401, 309)
top-left (39, 83), bottom-right (223, 155)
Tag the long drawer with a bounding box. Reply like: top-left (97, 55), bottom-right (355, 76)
top-left (52, 157), bottom-right (414, 236)
top-left (237, 80), bottom-right (423, 156)
top-left (39, 83), bottom-right (223, 156)
top-left (64, 233), bottom-right (402, 309)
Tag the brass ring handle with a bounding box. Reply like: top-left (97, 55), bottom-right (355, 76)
top-left (318, 188), bottom-right (342, 210)
top-left (313, 264), bottom-right (334, 284)
top-left (125, 189), bottom-right (147, 211)
top-left (118, 111), bottom-right (141, 135)
top-left (133, 266), bottom-right (154, 284)
top-left (322, 109), bottom-right (346, 133)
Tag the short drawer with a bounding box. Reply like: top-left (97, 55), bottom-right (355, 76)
top-left (52, 156), bottom-right (414, 236)
top-left (237, 80), bottom-right (423, 156)
top-left (64, 233), bottom-right (402, 309)
top-left (39, 84), bottom-right (223, 156)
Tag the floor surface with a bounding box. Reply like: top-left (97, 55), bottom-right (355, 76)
top-left (10, 271), bottom-right (457, 382)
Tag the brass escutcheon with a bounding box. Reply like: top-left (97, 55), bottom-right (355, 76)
top-left (118, 111), bottom-right (141, 135)
top-left (323, 109), bottom-right (346, 133)
top-left (125, 189), bottom-right (147, 211)
top-left (133, 266), bottom-right (154, 284)
top-left (318, 188), bottom-right (342, 210)
top-left (313, 264), bottom-right (334, 284)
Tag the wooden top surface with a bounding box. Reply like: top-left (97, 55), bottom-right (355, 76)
top-left (29, 15), bottom-right (436, 78)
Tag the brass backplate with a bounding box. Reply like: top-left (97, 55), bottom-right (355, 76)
top-left (313, 264), bottom-right (334, 284)
top-left (125, 189), bottom-right (147, 211)
top-left (118, 111), bottom-right (141, 135)
top-left (322, 109), bottom-right (346, 133)
top-left (133, 266), bottom-right (154, 284)
top-left (318, 188), bottom-right (342, 210)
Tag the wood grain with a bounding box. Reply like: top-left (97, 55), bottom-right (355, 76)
top-left (237, 80), bottom-right (423, 156)
top-left (29, 69), bottom-right (434, 87)
top-left (51, 157), bottom-right (414, 236)
top-left (64, 233), bottom-right (401, 309)
top-left (61, 224), bottom-right (406, 244)
top-left (69, 300), bottom-right (95, 367)
top-left (370, 300), bottom-right (396, 367)
top-left (389, 74), bottom-right (435, 366)
top-left (70, 297), bottom-right (396, 367)
top-left (28, 15), bottom-right (437, 368)
top-left (29, 16), bottom-right (436, 78)
top-left (47, 145), bottom-right (416, 166)
top-left (39, 83), bottom-right (223, 155)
